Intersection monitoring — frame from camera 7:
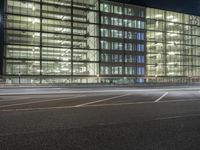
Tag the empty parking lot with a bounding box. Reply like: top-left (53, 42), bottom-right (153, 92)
top-left (1, 87), bottom-right (200, 150)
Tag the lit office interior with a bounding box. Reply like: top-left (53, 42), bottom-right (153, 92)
top-left (100, 1), bottom-right (146, 83)
top-left (5, 0), bottom-right (99, 83)
top-left (3, 0), bottom-right (200, 84)
top-left (146, 8), bottom-right (200, 83)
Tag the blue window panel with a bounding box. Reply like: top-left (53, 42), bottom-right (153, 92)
top-left (137, 67), bottom-right (145, 75)
top-left (140, 33), bottom-right (144, 40)
top-left (136, 33), bottom-right (140, 40)
top-left (137, 78), bottom-right (145, 83)
top-left (140, 21), bottom-right (145, 29)
top-left (137, 56), bottom-right (144, 63)
top-left (137, 44), bottom-right (145, 51)
top-left (136, 32), bottom-right (144, 40)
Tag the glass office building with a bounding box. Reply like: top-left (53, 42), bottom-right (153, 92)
top-left (0, 0), bottom-right (200, 84)
top-left (146, 8), bottom-right (200, 83)
top-left (100, 1), bottom-right (146, 84)
top-left (2, 0), bottom-right (99, 84)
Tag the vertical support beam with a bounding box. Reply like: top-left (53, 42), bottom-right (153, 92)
top-left (122, 3), bottom-right (126, 79)
top-left (182, 14), bottom-right (188, 81)
top-left (0, 0), bottom-right (4, 77)
top-left (144, 8), bottom-right (147, 83)
top-left (190, 22), bottom-right (193, 79)
top-left (40, 0), bottom-right (42, 84)
top-left (164, 11), bottom-right (167, 77)
top-left (98, 0), bottom-right (101, 79)
top-left (71, 0), bottom-right (73, 83)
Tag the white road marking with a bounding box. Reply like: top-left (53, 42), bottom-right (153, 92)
top-left (78, 98), bottom-right (200, 107)
top-left (154, 92), bottom-right (168, 103)
top-left (0, 97), bottom-right (199, 112)
top-left (159, 98), bottom-right (200, 103)
top-left (0, 97), bottom-right (31, 102)
top-left (155, 113), bottom-right (200, 120)
top-left (1, 96), bottom-right (200, 112)
top-left (0, 101), bottom-right (151, 112)
top-left (84, 101), bottom-right (153, 107)
top-left (0, 95), bottom-right (85, 108)
top-left (75, 93), bottom-right (131, 107)
top-left (0, 106), bottom-right (78, 112)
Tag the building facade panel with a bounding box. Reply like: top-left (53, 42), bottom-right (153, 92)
top-left (100, 1), bottom-right (146, 84)
top-left (0, 0), bottom-right (4, 77)
top-left (3, 0), bottom-right (100, 84)
top-left (146, 8), bottom-right (200, 83)
top-left (1, 0), bottom-right (200, 84)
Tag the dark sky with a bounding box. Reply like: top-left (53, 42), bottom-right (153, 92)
top-left (110, 0), bottom-right (200, 16)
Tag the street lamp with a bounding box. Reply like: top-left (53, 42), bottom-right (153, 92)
top-left (96, 74), bottom-right (99, 83)
top-left (155, 74), bottom-right (158, 83)
top-left (18, 72), bottom-right (21, 84)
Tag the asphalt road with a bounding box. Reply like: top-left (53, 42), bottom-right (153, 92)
top-left (1, 87), bottom-right (200, 150)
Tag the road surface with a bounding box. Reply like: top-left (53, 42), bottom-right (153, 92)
top-left (0, 87), bottom-right (200, 150)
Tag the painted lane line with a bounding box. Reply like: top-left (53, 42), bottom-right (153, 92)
top-left (154, 92), bottom-right (168, 103)
top-left (0, 97), bottom-right (31, 102)
top-left (0, 106), bottom-right (78, 112)
top-left (78, 98), bottom-right (200, 107)
top-left (1, 97), bottom-right (200, 112)
top-left (160, 98), bottom-right (200, 103)
top-left (0, 100), bottom-right (151, 112)
top-left (155, 113), bottom-right (200, 121)
top-left (74, 93), bottom-right (132, 107)
top-left (0, 95), bottom-right (85, 108)
top-left (0, 95), bottom-right (79, 102)
top-left (85, 101), bottom-right (153, 107)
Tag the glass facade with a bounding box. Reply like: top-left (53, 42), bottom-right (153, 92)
top-left (1, 0), bottom-right (200, 84)
top-left (146, 8), bottom-right (200, 83)
top-left (100, 1), bottom-right (146, 84)
top-left (0, 0), bottom-right (4, 77)
top-left (4, 0), bottom-right (99, 83)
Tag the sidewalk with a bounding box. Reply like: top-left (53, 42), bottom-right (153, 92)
top-left (0, 85), bottom-right (199, 96)
top-left (0, 82), bottom-right (197, 89)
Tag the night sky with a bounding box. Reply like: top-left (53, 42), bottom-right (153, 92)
top-left (110, 0), bottom-right (200, 16)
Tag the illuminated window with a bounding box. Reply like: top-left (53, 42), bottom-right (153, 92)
top-left (137, 67), bottom-right (145, 75)
top-left (101, 28), bottom-right (109, 37)
top-left (101, 41), bottom-right (109, 50)
top-left (137, 56), bottom-right (145, 63)
top-left (101, 16), bottom-right (109, 24)
top-left (137, 44), bottom-right (145, 52)
top-left (101, 3), bottom-right (110, 12)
